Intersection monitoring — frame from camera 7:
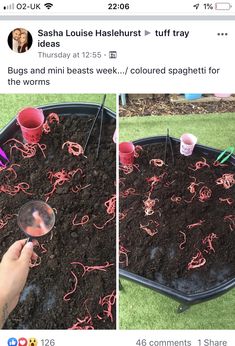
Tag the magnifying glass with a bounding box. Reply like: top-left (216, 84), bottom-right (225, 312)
top-left (18, 200), bottom-right (55, 240)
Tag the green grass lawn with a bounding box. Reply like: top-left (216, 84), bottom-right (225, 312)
top-left (0, 94), bottom-right (116, 129)
top-left (119, 113), bottom-right (235, 330)
top-left (120, 113), bottom-right (235, 149)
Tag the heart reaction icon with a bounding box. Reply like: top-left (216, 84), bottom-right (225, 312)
top-left (18, 338), bottom-right (28, 346)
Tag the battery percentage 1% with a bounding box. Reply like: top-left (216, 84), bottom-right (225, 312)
top-left (203, 3), bottom-right (214, 9)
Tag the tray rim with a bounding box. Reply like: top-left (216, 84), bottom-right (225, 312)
top-left (120, 135), bottom-right (235, 304)
top-left (0, 102), bottom-right (116, 142)
top-left (133, 135), bottom-right (235, 161)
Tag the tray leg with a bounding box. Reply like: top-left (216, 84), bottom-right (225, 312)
top-left (177, 303), bottom-right (190, 313)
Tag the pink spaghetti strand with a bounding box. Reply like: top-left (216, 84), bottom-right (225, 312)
top-left (0, 182), bottom-right (33, 196)
top-left (104, 195), bottom-right (116, 215)
top-left (187, 250), bottom-right (206, 270)
top-left (0, 219), bottom-right (7, 229)
top-left (202, 233), bottom-right (218, 253)
top-left (120, 188), bottom-right (139, 198)
top-left (164, 179), bottom-right (175, 188)
top-left (68, 168), bottom-right (82, 179)
top-left (187, 176), bottom-right (204, 194)
top-left (70, 261), bottom-right (114, 277)
top-left (45, 168), bottom-right (81, 200)
top-left (224, 215), bottom-right (235, 231)
top-left (216, 174), bottom-right (235, 189)
top-left (184, 192), bottom-right (197, 204)
top-left (219, 197), bottom-right (234, 205)
top-left (146, 175), bottom-right (161, 186)
top-left (37, 144), bottom-right (47, 158)
top-left (0, 164), bottom-right (20, 180)
top-left (119, 211), bottom-right (128, 220)
top-left (43, 122), bottom-right (50, 134)
top-left (33, 240), bottom-right (48, 255)
top-left (4, 138), bottom-right (46, 159)
top-left (119, 177), bottom-right (126, 187)
top-left (63, 270), bottom-right (78, 301)
top-left (179, 231), bottom-right (187, 250)
top-left (43, 113), bottom-right (60, 134)
top-left (68, 316), bottom-right (94, 330)
top-left (0, 165), bottom-right (7, 172)
top-left (185, 177), bottom-right (204, 203)
top-left (93, 214), bottom-right (115, 230)
top-left (39, 244), bottom-right (48, 254)
top-left (30, 256), bottom-right (42, 268)
top-left (71, 183), bottom-right (91, 193)
top-left (198, 186), bottom-right (212, 202)
top-left (72, 214), bottom-right (89, 226)
top-left (93, 194), bottom-right (116, 229)
top-left (62, 141), bottom-right (84, 157)
top-left (189, 158), bottom-right (210, 171)
top-left (48, 113), bottom-right (60, 124)
top-left (143, 196), bottom-right (156, 216)
top-left (171, 195), bottom-right (182, 204)
top-left (99, 291), bottom-right (116, 323)
top-left (119, 164), bottom-right (140, 175)
top-left (134, 145), bottom-right (143, 158)
top-left (149, 159), bottom-right (165, 167)
top-left (213, 160), bottom-right (228, 167)
top-left (140, 220), bottom-right (159, 237)
top-left (0, 213), bottom-right (17, 230)
top-left (146, 173), bottom-right (166, 195)
top-left (187, 220), bottom-right (205, 229)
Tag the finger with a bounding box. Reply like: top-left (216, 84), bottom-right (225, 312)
top-left (31, 251), bottom-right (38, 261)
top-left (32, 239), bottom-right (39, 246)
top-left (3, 239), bottom-right (28, 260)
top-left (20, 241), bottom-right (34, 264)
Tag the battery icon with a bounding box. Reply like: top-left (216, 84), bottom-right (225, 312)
top-left (215, 2), bottom-right (232, 10)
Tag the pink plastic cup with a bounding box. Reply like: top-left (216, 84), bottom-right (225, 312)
top-left (17, 108), bottom-right (44, 144)
top-left (180, 133), bottom-right (197, 156)
top-left (214, 94), bottom-right (231, 98)
top-left (119, 142), bottom-right (135, 165)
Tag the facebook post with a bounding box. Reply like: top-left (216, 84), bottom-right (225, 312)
top-left (0, 1), bottom-right (235, 345)
top-left (0, 19), bottom-right (234, 92)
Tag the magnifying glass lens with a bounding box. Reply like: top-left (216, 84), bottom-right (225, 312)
top-left (18, 200), bottom-right (55, 238)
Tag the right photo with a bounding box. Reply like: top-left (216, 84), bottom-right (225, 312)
top-left (119, 93), bottom-right (235, 329)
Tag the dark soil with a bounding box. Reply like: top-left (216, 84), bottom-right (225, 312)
top-left (119, 94), bottom-right (235, 117)
top-left (0, 112), bottom-right (116, 329)
top-left (119, 142), bottom-right (235, 294)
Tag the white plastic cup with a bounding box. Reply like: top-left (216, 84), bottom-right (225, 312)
top-left (180, 133), bottom-right (197, 156)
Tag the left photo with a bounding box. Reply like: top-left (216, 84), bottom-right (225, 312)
top-left (0, 94), bottom-right (116, 329)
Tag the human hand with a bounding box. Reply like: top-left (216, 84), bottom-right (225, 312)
top-left (0, 239), bottom-right (37, 328)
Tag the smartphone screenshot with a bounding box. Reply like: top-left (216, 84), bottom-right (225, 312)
top-left (0, 0), bottom-right (234, 345)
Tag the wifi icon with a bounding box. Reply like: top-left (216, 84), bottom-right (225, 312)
top-left (44, 2), bottom-right (53, 9)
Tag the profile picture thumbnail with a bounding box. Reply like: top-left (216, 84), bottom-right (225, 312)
top-left (8, 28), bottom-right (33, 53)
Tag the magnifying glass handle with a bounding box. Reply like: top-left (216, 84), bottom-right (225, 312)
top-left (26, 237), bottom-right (33, 243)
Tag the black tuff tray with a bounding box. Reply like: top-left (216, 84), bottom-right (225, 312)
top-left (0, 102), bottom-right (116, 328)
top-left (0, 102), bottom-right (116, 143)
top-left (120, 136), bottom-right (235, 307)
